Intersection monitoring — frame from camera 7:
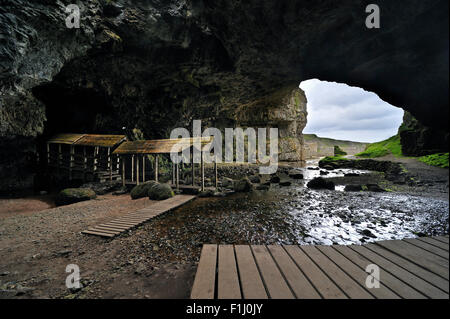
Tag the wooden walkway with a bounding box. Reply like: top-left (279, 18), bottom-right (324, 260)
top-left (82, 195), bottom-right (196, 238)
top-left (191, 236), bottom-right (449, 299)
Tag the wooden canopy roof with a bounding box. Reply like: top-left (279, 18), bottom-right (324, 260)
top-left (112, 137), bottom-right (214, 155)
top-left (48, 134), bottom-right (127, 148)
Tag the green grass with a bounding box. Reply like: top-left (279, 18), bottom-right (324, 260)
top-left (319, 156), bottom-right (349, 165)
top-left (356, 135), bottom-right (402, 158)
top-left (418, 153), bottom-right (449, 168)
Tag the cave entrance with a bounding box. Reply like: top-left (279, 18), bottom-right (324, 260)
top-left (299, 79), bottom-right (404, 160)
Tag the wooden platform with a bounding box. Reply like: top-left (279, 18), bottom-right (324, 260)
top-left (81, 195), bottom-right (196, 238)
top-left (191, 236), bottom-right (449, 299)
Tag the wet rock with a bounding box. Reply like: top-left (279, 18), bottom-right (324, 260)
top-left (320, 170), bottom-right (329, 176)
top-left (345, 173), bottom-right (360, 177)
top-left (270, 175), bottom-right (281, 183)
top-left (307, 167), bottom-right (320, 171)
top-left (221, 177), bottom-right (234, 189)
top-left (366, 184), bottom-right (386, 192)
top-left (198, 189), bottom-right (215, 198)
top-left (130, 181), bottom-right (158, 199)
top-left (148, 183), bottom-right (174, 200)
top-left (279, 180), bottom-right (292, 187)
top-left (55, 188), bottom-right (96, 206)
top-left (288, 170), bottom-right (304, 179)
top-left (323, 165), bottom-right (335, 171)
top-left (360, 229), bottom-right (377, 238)
top-left (234, 177), bottom-right (254, 192)
top-left (307, 177), bottom-right (335, 190)
top-left (256, 184), bottom-right (270, 191)
top-left (344, 185), bottom-right (363, 192)
top-left (248, 175), bottom-right (261, 184)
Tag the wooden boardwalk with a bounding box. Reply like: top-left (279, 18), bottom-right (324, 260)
top-left (191, 236), bottom-right (449, 299)
top-left (82, 195), bottom-right (196, 238)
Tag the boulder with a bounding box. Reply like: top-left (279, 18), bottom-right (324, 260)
top-left (279, 180), bottom-right (292, 187)
top-left (270, 175), bottom-right (281, 183)
top-left (344, 184), bottom-right (363, 192)
top-left (234, 177), bottom-right (254, 192)
top-left (307, 177), bottom-right (335, 190)
top-left (221, 177), bottom-right (234, 189)
top-left (148, 183), bottom-right (175, 200)
top-left (320, 170), bottom-right (329, 176)
top-left (248, 175), bottom-right (261, 183)
top-left (366, 184), bottom-right (386, 192)
top-left (130, 181), bottom-right (158, 199)
top-left (288, 170), bottom-right (304, 179)
top-left (55, 188), bottom-right (96, 206)
top-left (256, 184), bottom-right (270, 191)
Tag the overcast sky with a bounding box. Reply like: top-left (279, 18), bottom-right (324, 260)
top-left (299, 79), bottom-right (404, 143)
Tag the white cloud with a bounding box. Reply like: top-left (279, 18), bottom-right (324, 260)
top-left (300, 79), bottom-right (404, 143)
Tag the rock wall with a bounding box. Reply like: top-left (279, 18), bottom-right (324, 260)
top-left (0, 0), bottom-right (448, 193)
top-left (303, 134), bottom-right (368, 159)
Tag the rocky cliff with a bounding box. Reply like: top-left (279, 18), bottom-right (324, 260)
top-left (303, 134), bottom-right (368, 159)
top-left (1, 0), bottom-right (448, 193)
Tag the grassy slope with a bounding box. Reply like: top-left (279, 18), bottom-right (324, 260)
top-left (356, 135), bottom-right (402, 158)
top-left (418, 153), bottom-right (449, 168)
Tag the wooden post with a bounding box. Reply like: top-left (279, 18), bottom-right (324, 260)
top-left (58, 144), bottom-right (62, 174)
top-left (214, 159), bottom-right (218, 188)
top-left (93, 147), bottom-right (99, 180)
top-left (69, 145), bottom-right (74, 180)
top-left (155, 154), bottom-right (159, 182)
top-left (136, 154), bottom-right (140, 185)
top-left (46, 143), bottom-right (50, 165)
top-left (201, 149), bottom-right (205, 191)
top-left (191, 150), bottom-right (195, 186)
top-left (172, 162), bottom-right (175, 185)
top-left (121, 156), bottom-right (125, 187)
top-left (176, 162), bottom-right (179, 190)
top-left (142, 155), bottom-right (146, 183)
top-left (83, 146), bottom-right (87, 181)
top-left (131, 155), bottom-right (135, 182)
top-left (108, 147), bottom-right (112, 182)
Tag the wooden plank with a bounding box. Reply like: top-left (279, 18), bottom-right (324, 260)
top-left (301, 246), bottom-right (373, 299)
top-left (284, 245), bottom-right (346, 299)
top-left (92, 226), bottom-right (125, 232)
top-left (234, 245), bottom-right (268, 299)
top-left (251, 245), bottom-right (294, 299)
top-left (365, 243), bottom-right (449, 294)
top-left (87, 228), bottom-right (118, 235)
top-left (81, 230), bottom-right (115, 238)
top-left (376, 240), bottom-right (449, 279)
top-left (217, 245), bottom-right (241, 299)
top-left (335, 245), bottom-right (426, 299)
top-left (351, 245), bottom-right (447, 299)
top-left (433, 236), bottom-right (449, 244)
top-left (317, 246), bottom-right (399, 299)
top-left (404, 238), bottom-right (448, 259)
top-left (267, 245), bottom-right (320, 299)
top-left (416, 237), bottom-right (449, 252)
top-left (191, 245), bottom-right (218, 299)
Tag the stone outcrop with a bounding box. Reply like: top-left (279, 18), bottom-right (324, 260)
top-left (0, 0), bottom-right (448, 193)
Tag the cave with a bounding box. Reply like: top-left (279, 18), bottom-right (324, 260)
top-left (0, 0), bottom-right (448, 194)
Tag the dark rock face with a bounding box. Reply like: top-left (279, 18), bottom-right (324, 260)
top-left (1, 0), bottom-right (448, 193)
top-left (400, 112), bottom-right (449, 157)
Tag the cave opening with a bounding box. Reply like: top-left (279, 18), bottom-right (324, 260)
top-left (299, 79), bottom-right (405, 159)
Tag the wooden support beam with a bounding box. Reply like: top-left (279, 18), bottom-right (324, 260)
top-left (69, 145), bottom-right (74, 180)
top-left (172, 162), bottom-right (175, 185)
top-left (136, 155), bottom-right (140, 185)
top-left (155, 154), bottom-right (159, 182)
top-left (121, 156), bottom-right (126, 187)
top-left (214, 159), bottom-right (218, 189)
top-left (83, 146), bottom-right (87, 181)
top-left (142, 155), bottom-right (146, 183)
top-left (131, 155), bottom-right (135, 182)
top-left (46, 143), bottom-right (50, 165)
top-left (108, 147), bottom-right (112, 182)
top-left (175, 163), bottom-right (180, 190)
top-left (191, 150), bottom-right (195, 186)
top-left (201, 150), bottom-right (205, 191)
